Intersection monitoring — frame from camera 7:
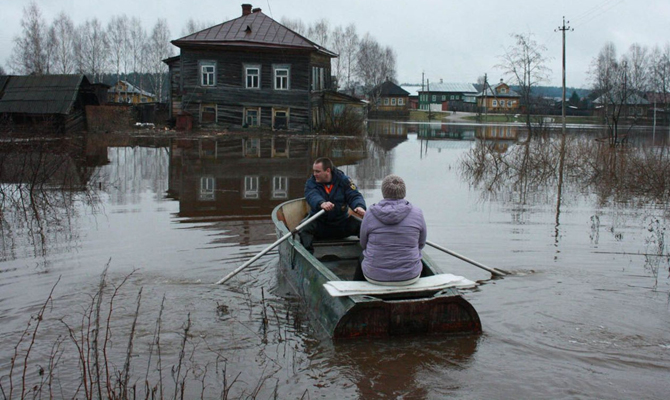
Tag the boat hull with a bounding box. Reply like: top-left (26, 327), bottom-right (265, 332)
top-left (273, 198), bottom-right (481, 339)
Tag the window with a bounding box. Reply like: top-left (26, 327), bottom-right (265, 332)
top-left (201, 62), bottom-right (216, 86)
top-left (244, 107), bottom-right (260, 127)
top-left (244, 138), bottom-right (260, 157)
top-left (244, 176), bottom-right (259, 199)
top-left (450, 95), bottom-right (455, 100)
top-left (391, 98), bottom-right (397, 106)
top-left (272, 176), bottom-right (288, 199)
top-left (432, 95), bottom-right (436, 102)
top-left (312, 66), bottom-right (325, 90)
top-left (384, 98), bottom-right (389, 105)
top-left (200, 103), bottom-right (216, 123)
top-left (274, 66), bottom-right (289, 90)
top-left (199, 176), bottom-right (215, 201)
top-left (492, 100), bottom-right (498, 107)
top-left (245, 66), bottom-right (260, 88)
top-left (442, 95), bottom-right (446, 101)
top-left (507, 100), bottom-right (513, 107)
top-left (398, 98), bottom-right (404, 105)
top-left (273, 108), bottom-right (289, 130)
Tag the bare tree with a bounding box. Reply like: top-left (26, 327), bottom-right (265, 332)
top-left (496, 32), bottom-right (552, 137)
top-left (649, 43), bottom-right (670, 129)
top-left (180, 19), bottom-right (217, 37)
top-left (127, 17), bottom-right (147, 86)
top-left (146, 19), bottom-right (173, 101)
top-left (0, 66), bottom-right (6, 75)
top-left (280, 17), bottom-right (307, 36)
top-left (356, 33), bottom-right (397, 101)
top-left (308, 19), bottom-right (330, 48)
top-left (590, 43), bottom-right (649, 144)
top-left (107, 15), bottom-right (130, 83)
top-left (77, 18), bottom-right (108, 82)
top-left (50, 12), bottom-right (76, 74)
top-left (9, 1), bottom-right (48, 74)
top-left (340, 24), bottom-right (359, 92)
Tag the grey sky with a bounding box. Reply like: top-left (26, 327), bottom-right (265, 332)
top-left (2, 0), bottom-right (668, 89)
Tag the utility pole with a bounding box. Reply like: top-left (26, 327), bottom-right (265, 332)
top-left (556, 16), bottom-right (573, 135)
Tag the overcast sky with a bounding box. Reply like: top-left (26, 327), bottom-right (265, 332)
top-left (2, 0), bottom-right (668, 89)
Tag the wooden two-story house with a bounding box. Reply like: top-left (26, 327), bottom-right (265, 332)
top-left (476, 79), bottom-right (521, 113)
top-left (165, 4), bottom-right (338, 132)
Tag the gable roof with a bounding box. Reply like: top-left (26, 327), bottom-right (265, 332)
top-left (172, 9), bottom-right (336, 57)
top-left (476, 82), bottom-right (521, 98)
top-left (0, 74), bottom-right (91, 115)
top-left (419, 82), bottom-right (477, 93)
top-left (375, 80), bottom-right (410, 96)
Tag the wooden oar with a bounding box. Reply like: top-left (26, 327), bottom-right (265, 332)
top-left (215, 210), bottom-right (325, 285)
top-left (426, 240), bottom-right (508, 277)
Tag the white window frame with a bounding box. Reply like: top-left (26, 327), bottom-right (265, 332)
top-left (398, 98), bottom-right (404, 105)
top-left (492, 100), bottom-right (498, 107)
top-left (384, 98), bottom-right (389, 105)
top-left (244, 138), bottom-right (260, 157)
top-left (272, 108), bottom-right (290, 130)
top-left (244, 176), bottom-right (259, 199)
top-left (244, 107), bottom-right (260, 127)
top-left (391, 98), bottom-right (397, 106)
top-left (272, 176), bottom-right (288, 199)
top-left (432, 95), bottom-right (436, 102)
top-left (274, 66), bottom-right (290, 90)
top-left (200, 61), bottom-right (216, 86)
top-left (245, 65), bottom-right (260, 89)
top-left (199, 176), bottom-right (215, 201)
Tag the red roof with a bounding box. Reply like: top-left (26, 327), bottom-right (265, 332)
top-left (172, 10), bottom-right (336, 57)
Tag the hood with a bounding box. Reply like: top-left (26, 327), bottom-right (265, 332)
top-left (369, 199), bottom-right (413, 225)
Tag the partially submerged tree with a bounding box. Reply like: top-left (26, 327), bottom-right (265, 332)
top-left (589, 42), bottom-right (650, 144)
top-left (496, 32), bottom-right (552, 138)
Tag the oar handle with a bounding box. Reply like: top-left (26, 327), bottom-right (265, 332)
top-left (426, 240), bottom-right (507, 277)
top-left (215, 209), bottom-right (325, 285)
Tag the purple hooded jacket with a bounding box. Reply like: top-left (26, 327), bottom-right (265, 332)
top-left (360, 199), bottom-right (427, 282)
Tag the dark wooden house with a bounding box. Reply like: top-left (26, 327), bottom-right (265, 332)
top-left (368, 80), bottom-right (410, 120)
top-left (165, 4), bottom-right (338, 132)
top-left (0, 74), bottom-right (99, 134)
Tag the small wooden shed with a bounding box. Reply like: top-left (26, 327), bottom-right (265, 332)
top-left (0, 74), bottom-right (99, 134)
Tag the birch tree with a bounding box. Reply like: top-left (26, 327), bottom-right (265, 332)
top-left (9, 1), bottom-right (48, 74)
top-left (496, 32), bottom-right (552, 137)
top-left (181, 19), bottom-right (217, 36)
top-left (127, 17), bottom-right (147, 85)
top-left (331, 24), bottom-right (359, 92)
top-left (146, 19), bottom-right (173, 101)
top-left (356, 33), bottom-right (397, 101)
top-left (589, 43), bottom-right (649, 144)
top-left (280, 17), bottom-right (307, 36)
top-left (77, 18), bottom-right (108, 82)
top-left (308, 19), bottom-right (330, 48)
top-left (107, 14), bottom-right (130, 83)
top-left (50, 12), bottom-right (76, 74)
top-left (649, 44), bottom-right (670, 128)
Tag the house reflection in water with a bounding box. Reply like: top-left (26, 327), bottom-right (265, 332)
top-left (417, 123), bottom-right (476, 140)
top-left (166, 135), bottom-right (366, 246)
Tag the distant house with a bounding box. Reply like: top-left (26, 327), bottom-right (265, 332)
top-left (164, 3), bottom-right (341, 132)
top-left (369, 80), bottom-right (410, 120)
top-left (400, 85), bottom-right (420, 110)
top-left (108, 80), bottom-right (156, 104)
top-left (476, 79), bottom-right (521, 113)
top-left (592, 93), bottom-right (650, 119)
top-left (418, 81), bottom-right (478, 112)
top-left (0, 74), bottom-right (100, 134)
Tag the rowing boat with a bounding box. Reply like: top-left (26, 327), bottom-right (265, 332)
top-left (272, 198), bottom-right (482, 339)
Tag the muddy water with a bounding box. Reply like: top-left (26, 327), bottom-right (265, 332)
top-left (1, 124), bottom-right (669, 399)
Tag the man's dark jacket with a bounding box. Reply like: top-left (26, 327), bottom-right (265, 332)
top-left (304, 168), bottom-right (366, 225)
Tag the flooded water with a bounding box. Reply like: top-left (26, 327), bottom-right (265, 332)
top-left (1, 122), bottom-right (670, 399)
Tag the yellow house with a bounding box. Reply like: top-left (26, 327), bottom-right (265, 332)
top-left (476, 79), bottom-right (521, 112)
top-left (108, 81), bottom-right (157, 104)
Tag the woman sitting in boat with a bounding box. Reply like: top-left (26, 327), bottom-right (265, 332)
top-left (355, 175), bottom-right (427, 285)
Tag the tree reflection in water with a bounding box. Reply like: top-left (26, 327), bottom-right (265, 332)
top-left (460, 133), bottom-right (670, 290)
top-left (0, 138), bottom-right (101, 265)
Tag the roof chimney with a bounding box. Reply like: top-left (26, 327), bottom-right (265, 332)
top-left (252, 7), bottom-right (262, 13)
top-left (242, 4), bottom-right (252, 16)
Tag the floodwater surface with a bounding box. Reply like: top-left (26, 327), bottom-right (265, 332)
top-left (1, 123), bottom-right (669, 399)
